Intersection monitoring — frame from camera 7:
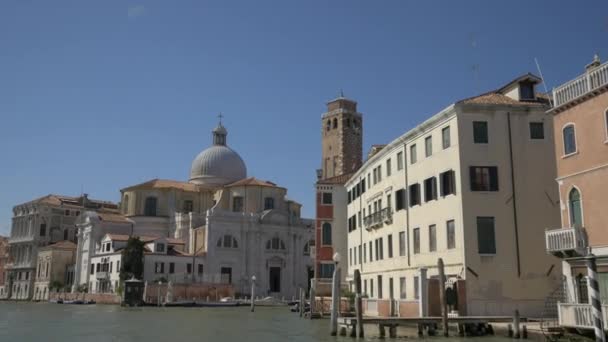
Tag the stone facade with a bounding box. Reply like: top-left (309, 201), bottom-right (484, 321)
top-left (33, 241), bottom-right (77, 301)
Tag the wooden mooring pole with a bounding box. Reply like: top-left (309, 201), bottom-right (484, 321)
top-left (354, 269), bottom-right (364, 338)
top-left (438, 258), bottom-right (449, 337)
top-left (329, 263), bottom-right (341, 336)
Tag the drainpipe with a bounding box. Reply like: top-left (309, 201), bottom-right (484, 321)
top-left (403, 140), bottom-right (411, 267)
top-left (507, 112), bottom-right (522, 278)
top-left (359, 176), bottom-right (363, 274)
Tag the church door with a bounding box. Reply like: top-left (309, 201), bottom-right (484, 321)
top-left (269, 267), bottom-right (281, 293)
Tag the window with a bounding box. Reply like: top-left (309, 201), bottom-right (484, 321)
top-left (410, 144), bottom-right (417, 164)
top-left (96, 263), bottom-right (101, 272)
top-left (39, 224), bottom-right (46, 237)
top-left (349, 248), bottom-right (353, 266)
top-left (264, 197), bottom-right (275, 210)
top-left (326, 120), bottom-right (331, 131)
top-left (413, 228), bottom-right (420, 254)
top-left (217, 235), bottom-right (239, 248)
top-left (377, 165), bottom-right (382, 182)
top-left (65, 209), bottom-right (70, 216)
top-left (470, 166), bottom-right (499, 191)
top-left (386, 159), bottom-right (392, 177)
top-left (63, 229), bottom-right (68, 241)
top-left (399, 231), bottom-right (406, 256)
top-left (477, 217), bottom-right (496, 254)
top-left (425, 136), bottom-right (433, 157)
top-left (154, 262), bottom-right (164, 274)
top-left (440, 170), bottom-right (456, 196)
top-left (374, 239), bottom-right (379, 261)
top-left (397, 152), bottom-right (404, 170)
top-left (414, 276), bottom-right (420, 299)
top-left (303, 242), bottom-right (310, 256)
top-left (387, 234), bottom-right (393, 258)
top-left (198, 264), bottom-right (204, 275)
top-left (370, 279), bottom-right (374, 298)
top-left (232, 196), bottom-right (243, 212)
top-left (322, 223), bottom-right (332, 245)
top-left (563, 124), bottom-right (577, 155)
top-left (319, 263), bottom-right (335, 279)
top-left (144, 197), bottom-right (157, 216)
top-left (187, 263), bottom-right (192, 274)
top-left (429, 225), bottom-right (437, 252)
top-left (395, 189), bottom-right (406, 210)
top-left (322, 193), bottom-right (333, 205)
top-left (90, 264), bottom-right (94, 275)
top-left (373, 168), bottom-right (377, 185)
top-left (569, 188), bottom-right (583, 228)
top-left (529, 122), bottom-right (544, 139)
top-left (155, 243), bottom-right (165, 253)
top-left (123, 195), bottom-right (129, 213)
top-left (333, 118), bottom-right (337, 129)
top-left (369, 241), bottom-right (373, 262)
top-left (399, 277), bottom-right (406, 299)
top-left (442, 126), bottom-right (451, 149)
top-left (605, 110), bottom-right (608, 140)
top-left (377, 275), bottom-right (383, 299)
top-left (363, 244), bottom-right (367, 263)
top-left (520, 82), bottom-right (535, 100)
top-left (473, 121), bottom-right (488, 143)
top-left (364, 280), bottom-right (367, 294)
top-left (424, 177), bottom-right (437, 202)
top-left (183, 200), bottom-right (193, 212)
top-left (409, 183), bottom-right (421, 207)
top-left (169, 262), bottom-right (175, 274)
top-left (447, 220), bottom-right (456, 249)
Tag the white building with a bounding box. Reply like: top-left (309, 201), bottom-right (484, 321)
top-left (4, 194), bottom-right (118, 300)
top-left (345, 74), bottom-right (561, 317)
top-left (74, 121), bottom-right (314, 299)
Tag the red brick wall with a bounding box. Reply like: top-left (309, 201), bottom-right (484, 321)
top-left (49, 292), bottom-right (121, 305)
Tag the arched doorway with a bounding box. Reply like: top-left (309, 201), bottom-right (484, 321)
top-left (266, 256), bottom-right (284, 295)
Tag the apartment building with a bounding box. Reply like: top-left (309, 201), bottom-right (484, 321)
top-left (346, 74), bottom-right (561, 317)
top-left (544, 55), bottom-right (608, 330)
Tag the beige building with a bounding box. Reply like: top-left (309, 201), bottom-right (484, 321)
top-left (544, 55), bottom-right (608, 330)
top-left (5, 194), bottom-right (118, 300)
top-left (346, 74), bottom-right (561, 317)
top-left (33, 241), bottom-right (77, 301)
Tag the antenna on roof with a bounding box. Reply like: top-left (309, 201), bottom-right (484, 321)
top-left (534, 57), bottom-right (552, 107)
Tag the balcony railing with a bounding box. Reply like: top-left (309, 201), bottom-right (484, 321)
top-left (363, 208), bottom-right (393, 230)
top-left (95, 271), bottom-right (109, 280)
top-left (545, 227), bottom-right (588, 258)
top-left (559, 303), bottom-right (608, 330)
top-left (553, 61), bottom-right (608, 107)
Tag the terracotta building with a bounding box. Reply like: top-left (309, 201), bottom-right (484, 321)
top-left (313, 95), bottom-right (363, 292)
top-left (545, 55), bottom-right (608, 330)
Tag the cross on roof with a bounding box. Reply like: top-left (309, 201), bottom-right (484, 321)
top-left (217, 112), bottom-right (223, 124)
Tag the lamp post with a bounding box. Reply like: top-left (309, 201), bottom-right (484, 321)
top-left (330, 252), bottom-right (341, 336)
top-left (251, 275), bottom-right (256, 312)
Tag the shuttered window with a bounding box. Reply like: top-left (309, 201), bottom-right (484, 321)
top-left (477, 217), bottom-right (496, 254)
top-left (470, 166), bottom-right (498, 191)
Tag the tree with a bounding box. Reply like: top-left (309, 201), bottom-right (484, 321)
top-left (120, 237), bottom-right (145, 281)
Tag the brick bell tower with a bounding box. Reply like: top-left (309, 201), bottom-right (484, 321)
top-left (320, 93), bottom-right (363, 180)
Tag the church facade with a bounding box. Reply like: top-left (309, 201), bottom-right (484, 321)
top-left (74, 121), bottom-right (314, 299)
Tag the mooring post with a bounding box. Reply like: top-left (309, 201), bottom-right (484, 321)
top-left (329, 253), bottom-right (341, 336)
top-left (354, 269), bottom-right (364, 338)
top-left (417, 324), bottom-right (423, 337)
top-left (587, 253), bottom-right (606, 342)
top-left (522, 325), bottom-right (528, 339)
top-left (378, 324), bottom-right (386, 338)
top-left (438, 258), bottom-right (449, 337)
top-left (389, 325), bottom-right (397, 338)
top-left (507, 323), bottom-right (513, 338)
top-left (309, 279), bottom-right (316, 319)
top-left (513, 309), bottom-right (520, 339)
top-left (250, 275), bottom-right (256, 312)
top-left (299, 288), bottom-right (304, 317)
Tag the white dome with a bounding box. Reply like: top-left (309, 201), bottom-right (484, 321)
top-left (189, 122), bottom-right (247, 187)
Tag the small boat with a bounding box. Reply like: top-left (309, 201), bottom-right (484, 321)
top-left (196, 301), bottom-right (240, 307)
top-left (49, 299), bottom-right (63, 304)
top-left (164, 301), bottom-right (196, 307)
top-left (63, 300), bottom-right (96, 305)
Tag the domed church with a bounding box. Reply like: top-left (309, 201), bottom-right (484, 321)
top-left (73, 120), bottom-right (314, 299)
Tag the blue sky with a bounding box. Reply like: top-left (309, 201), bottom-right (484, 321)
top-left (0, 1), bottom-right (606, 235)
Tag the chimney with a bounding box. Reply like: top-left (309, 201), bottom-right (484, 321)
top-left (586, 54), bottom-right (601, 72)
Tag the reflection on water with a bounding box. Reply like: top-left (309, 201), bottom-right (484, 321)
top-left (0, 302), bottom-right (514, 342)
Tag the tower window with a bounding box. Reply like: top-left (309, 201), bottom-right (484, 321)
top-left (326, 120), bottom-right (331, 131)
top-left (333, 118), bottom-right (338, 129)
top-left (183, 200), bottom-right (193, 212)
top-left (144, 197), bottom-right (157, 216)
top-left (232, 196), bottom-right (243, 212)
top-left (264, 197), bottom-right (274, 210)
top-left (346, 118), bottom-right (351, 127)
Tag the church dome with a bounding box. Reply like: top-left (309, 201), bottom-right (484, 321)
top-left (189, 122), bottom-right (247, 187)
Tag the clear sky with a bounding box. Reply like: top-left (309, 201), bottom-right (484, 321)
top-left (1, 1), bottom-right (606, 235)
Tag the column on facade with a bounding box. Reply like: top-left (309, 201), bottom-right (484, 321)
top-left (72, 226), bottom-right (84, 292)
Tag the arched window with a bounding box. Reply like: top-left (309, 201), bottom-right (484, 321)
top-left (569, 188), bottom-right (583, 228)
top-left (563, 124), bottom-right (577, 155)
top-left (264, 197), bottom-right (274, 210)
top-left (216, 235), bottom-right (238, 248)
top-left (322, 222), bottom-right (332, 245)
top-left (326, 120), bottom-right (331, 131)
top-left (123, 195), bottom-right (129, 213)
top-left (333, 118), bottom-right (338, 129)
top-left (346, 118), bottom-right (351, 128)
top-left (144, 197), bottom-right (157, 216)
top-left (353, 119), bottom-right (359, 129)
top-left (266, 237), bottom-right (286, 250)
top-left (303, 241), bottom-right (311, 256)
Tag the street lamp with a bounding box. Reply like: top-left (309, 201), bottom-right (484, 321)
top-left (330, 252), bottom-right (341, 336)
top-left (333, 252), bottom-right (341, 265)
top-left (251, 275), bottom-right (256, 312)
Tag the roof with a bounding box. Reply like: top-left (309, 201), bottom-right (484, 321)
top-left (121, 179), bottom-right (201, 193)
top-left (41, 240), bottom-right (77, 250)
top-left (15, 194), bottom-right (118, 210)
top-left (97, 212), bottom-right (131, 224)
top-left (457, 73), bottom-right (548, 107)
top-left (317, 172), bottom-right (357, 185)
top-left (227, 177), bottom-right (282, 188)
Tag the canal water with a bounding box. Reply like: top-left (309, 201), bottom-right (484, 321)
top-left (0, 302), bottom-right (514, 342)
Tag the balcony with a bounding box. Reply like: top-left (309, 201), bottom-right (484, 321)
top-left (553, 60), bottom-right (608, 108)
top-left (559, 303), bottom-right (608, 331)
top-left (363, 208), bottom-right (393, 230)
top-left (545, 227), bottom-right (588, 258)
top-left (95, 271), bottom-right (109, 280)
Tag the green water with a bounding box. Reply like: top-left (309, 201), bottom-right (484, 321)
top-left (0, 302), bottom-right (515, 342)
